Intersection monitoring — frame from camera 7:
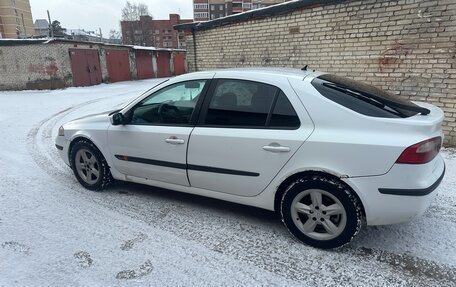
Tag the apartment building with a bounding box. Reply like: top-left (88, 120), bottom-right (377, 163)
top-left (34, 19), bottom-right (48, 37)
top-left (121, 14), bottom-right (192, 49)
top-left (0, 0), bottom-right (34, 38)
top-left (193, 0), bottom-right (291, 21)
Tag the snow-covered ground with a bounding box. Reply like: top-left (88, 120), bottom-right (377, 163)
top-left (0, 79), bottom-right (455, 286)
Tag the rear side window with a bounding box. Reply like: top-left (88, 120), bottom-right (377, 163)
top-left (311, 74), bottom-right (420, 118)
top-left (205, 79), bottom-right (276, 127)
top-left (270, 91), bottom-right (300, 128)
top-left (203, 79), bottom-right (300, 129)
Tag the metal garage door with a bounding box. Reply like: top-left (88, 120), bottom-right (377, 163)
top-left (135, 50), bottom-right (154, 80)
top-left (173, 52), bottom-right (186, 76)
top-left (156, 51), bottom-right (171, 78)
top-left (106, 49), bottom-right (131, 83)
top-left (69, 49), bottom-right (102, 87)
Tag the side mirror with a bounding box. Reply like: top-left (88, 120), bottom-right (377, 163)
top-left (110, 112), bottom-right (125, 126)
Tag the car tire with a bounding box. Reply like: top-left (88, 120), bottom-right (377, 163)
top-left (280, 175), bottom-right (362, 249)
top-left (70, 139), bottom-right (113, 191)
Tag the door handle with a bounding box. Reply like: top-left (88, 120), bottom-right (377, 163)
top-left (262, 145), bottom-right (290, 153)
top-left (165, 138), bottom-right (185, 145)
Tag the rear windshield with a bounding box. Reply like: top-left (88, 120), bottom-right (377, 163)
top-left (311, 74), bottom-right (419, 118)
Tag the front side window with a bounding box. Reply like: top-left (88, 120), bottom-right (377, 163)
top-left (204, 79), bottom-right (299, 128)
top-left (129, 80), bottom-right (206, 125)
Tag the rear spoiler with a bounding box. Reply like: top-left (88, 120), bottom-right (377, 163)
top-left (376, 98), bottom-right (431, 115)
top-left (323, 82), bottom-right (431, 116)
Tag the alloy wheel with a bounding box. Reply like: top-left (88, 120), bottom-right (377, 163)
top-left (291, 189), bottom-right (347, 241)
top-left (75, 148), bottom-right (100, 185)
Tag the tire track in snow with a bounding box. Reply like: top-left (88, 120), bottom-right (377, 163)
top-left (26, 102), bottom-right (456, 286)
top-left (353, 247), bottom-right (456, 283)
top-left (26, 99), bottom-right (104, 178)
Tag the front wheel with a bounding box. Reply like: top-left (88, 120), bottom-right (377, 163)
top-left (70, 139), bottom-right (113, 191)
top-left (280, 175), bottom-right (362, 249)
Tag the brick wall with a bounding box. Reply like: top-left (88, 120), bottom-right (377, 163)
top-left (0, 42), bottom-right (183, 90)
top-left (0, 43), bottom-right (106, 90)
top-left (0, 44), bottom-right (74, 90)
top-left (186, 0), bottom-right (456, 145)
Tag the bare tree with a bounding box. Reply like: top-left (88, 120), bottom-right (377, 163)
top-left (108, 29), bottom-right (121, 40)
top-left (121, 1), bottom-right (150, 21)
top-left (137, 3), bottom-right (149, 17)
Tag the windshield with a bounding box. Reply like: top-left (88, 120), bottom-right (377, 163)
top-left (312, 74), bottom-right (423, 118)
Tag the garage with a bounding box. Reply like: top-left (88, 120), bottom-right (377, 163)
top-left (135, 50), bottom-right (154, 80)
top-left (173, 51), bottom-right (186, 76)
top-left (69, 48), bottom-right (102, 87)
top-left (156, 50), bottom-right (172, 78)
top-left (106, 49), bottom-right (131, 83)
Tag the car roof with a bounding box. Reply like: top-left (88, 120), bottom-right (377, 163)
top-left (174, 67), bottom-right (321, 81)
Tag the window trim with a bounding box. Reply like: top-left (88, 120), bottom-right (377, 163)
top-left (124, 79), bottom-right (211, 127)
top-left (197, 79), bottom-right (301, 130)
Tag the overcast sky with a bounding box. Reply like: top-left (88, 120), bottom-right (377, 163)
top-left (29, 0), bottom-right (193, 36)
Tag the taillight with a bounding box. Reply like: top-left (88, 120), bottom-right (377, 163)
top-left (396, 137), bottom-right (442, 164)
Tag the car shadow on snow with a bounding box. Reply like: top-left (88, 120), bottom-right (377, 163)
top-left (77, 180), bottom-right (456, 284)
top-left (110, 180), bottom-right (283, 228)
top-left (105, 180), bottom-right (453, 259)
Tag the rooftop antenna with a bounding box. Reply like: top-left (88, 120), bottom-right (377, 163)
top-left (301, 65), bottom-right (308, 71)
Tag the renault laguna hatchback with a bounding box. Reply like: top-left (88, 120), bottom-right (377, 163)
top-left (55, 68), bottom-right (445, 249)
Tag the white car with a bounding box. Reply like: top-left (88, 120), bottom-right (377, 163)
top-left (55, 68), bottom-right (445, 249)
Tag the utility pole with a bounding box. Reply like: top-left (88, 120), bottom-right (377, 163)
top-left (47, 10), bottom-right (53, 38)
top-left (99, 28), bottom-right (102, 42)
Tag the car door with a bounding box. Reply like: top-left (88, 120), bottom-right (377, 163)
top-left (187, 75), bottom-right (314, 196)
top-left (108, 79), bottom-right (209, 186)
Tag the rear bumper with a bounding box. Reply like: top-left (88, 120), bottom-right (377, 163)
top-left (345, 154), bottom-right (445, 226)
top-left (378, 166), bottom-right (445, 196)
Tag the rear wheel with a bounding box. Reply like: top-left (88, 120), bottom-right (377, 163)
top-left (280, 175), bottom-right (362, 249)
top-left (70, 139), bottom-right (113, 191)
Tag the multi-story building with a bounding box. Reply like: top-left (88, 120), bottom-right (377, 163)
top-left (193, 0), bottom-right (291, 21)
top-left (121, 14), bottom-right (192, 49)
top-left (0, 0), bottom-right (34, 38)
top-left (34, 19), bottom-right (49, 37)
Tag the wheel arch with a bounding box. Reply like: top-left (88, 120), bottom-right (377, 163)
top-left (68, 135), bottom-right (103, 165)
top-left (274, 170), bottom-right (366, 218)
top-left (67, 135), bottom-right (114, 190)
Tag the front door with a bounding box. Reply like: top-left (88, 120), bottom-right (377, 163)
top-left (108, 79), bottom-right (209, 186)
top-left (187, 78), bottom-right (313, 196)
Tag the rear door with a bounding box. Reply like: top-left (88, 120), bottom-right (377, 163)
top-left (187, 74), bottom-right (314, 196)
